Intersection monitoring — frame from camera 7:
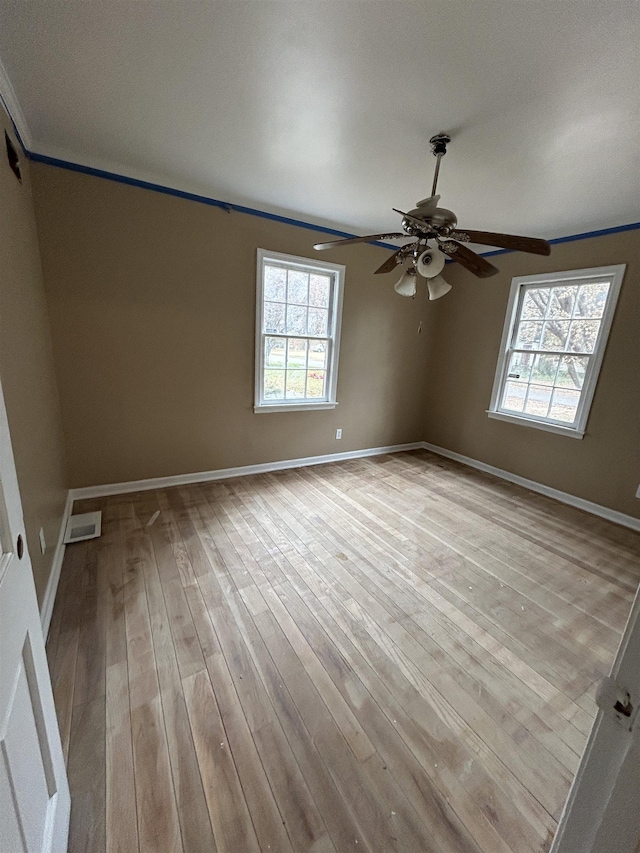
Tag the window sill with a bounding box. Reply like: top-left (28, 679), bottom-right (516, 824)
top-left (254, 402), bottom-right (338, 414)
top-left (487, 410), bottom-right (585, 439)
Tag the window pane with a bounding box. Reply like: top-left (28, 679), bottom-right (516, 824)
top-left (287, 270), bottom-right (309, 305)
top-left (501, 381), bottom-right (527, 413)
top-left (541, 320), bottom-right (570, 350)
top-left (568, 319), bottom-right (600, 353)
top-left (286, 338), bottom-right (308, 370)
top-left (575, 282), bottom-right (609, 318)
top-left (306, 370), bottom-right (326, 398)
top-left (531, 354), bottom-right (560, 386)
top-left (515, 321), bottom-right (543, 349)
top-left (263, 301), bottom-right (285, 333)
top-left (308, 307), bottom-right (328, 337)
top-left (555, 355), bottom-right (588, 389)
top-left (264, 369), bottom-right (285, 400)
top-left (309, 274), bottom-right (331, 308)
top-left (264, 337), bottom-right (286, 368)
top-left (308, 340), bottom-right (328, 370)
top-left (286, 304), bottom-right (307, 335)
top-left (285, 370), bottom-right (306, 399)
top-left (547, 286), bottom-right (577, 318)
top-left (524, 385), bottom-right (552, 418)
top-left (521, 288), bottom-right (549, 319)
top-left (506, 352), bottom-right (534, 383)
top-left (549, 388), bottom-right (580, 423)
top-left (264, 265), bottom-right (286, 302)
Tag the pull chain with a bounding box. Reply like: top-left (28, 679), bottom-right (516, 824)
top-left (418, 278), bottom-right (428, 334)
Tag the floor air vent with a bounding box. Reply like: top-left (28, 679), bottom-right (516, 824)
top-left (64, 511), bottom-right (102, 544)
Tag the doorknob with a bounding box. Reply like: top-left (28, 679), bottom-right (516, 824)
top-left (16, 534), bottom-right (23, 559)
top-left (596, 675), bottom-right (635, 730)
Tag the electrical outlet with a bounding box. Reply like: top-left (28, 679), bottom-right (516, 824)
top-left (636, 484), bottom-right (640, 499)
top-left (39, 527), bottom-right (46, 555)
top-left (336, 428), bottom-right (342, 439)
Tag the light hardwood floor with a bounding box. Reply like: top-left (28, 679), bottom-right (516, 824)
top-left (46, 450), bottom-right (640, 853)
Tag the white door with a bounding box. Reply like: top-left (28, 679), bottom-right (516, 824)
top-left (551, 583), bottom-right (640, 853)
top-left (0, 378), bottom-right (70, 852)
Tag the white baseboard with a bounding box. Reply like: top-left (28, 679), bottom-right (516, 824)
top-left (421, 441), bottom-right (640, 533)
top-left (40, 490), bottom-right (74, 639)
top-left (68, 442), bottom-right (425, 501)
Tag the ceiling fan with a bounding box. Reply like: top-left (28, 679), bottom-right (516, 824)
top-left (313, 134), bottom-right (551, 299)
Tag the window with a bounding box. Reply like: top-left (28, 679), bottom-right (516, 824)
top-left (489, 265), bottom-right (625, 438)
top-left (255, 249), bottom-right (345, 412)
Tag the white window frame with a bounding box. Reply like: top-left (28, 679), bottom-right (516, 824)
top-left (255, 249), bottom-right (345, 413)
top-left (488, 264), bottom-right (625, 438)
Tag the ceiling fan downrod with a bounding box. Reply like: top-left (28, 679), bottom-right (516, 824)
top-left (429, 133), bottom-right (450, 197)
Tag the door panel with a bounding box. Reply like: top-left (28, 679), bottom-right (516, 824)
top-left (0, 380), bottom-right (70, 852)
top-left (3, 666), bottom-right (53, 852)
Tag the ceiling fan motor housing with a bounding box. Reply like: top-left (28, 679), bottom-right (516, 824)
top-left (405, 207), bottom-right (457, 232)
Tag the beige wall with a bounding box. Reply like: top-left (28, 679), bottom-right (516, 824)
top-left (0, 110), bottom-right (68, 604)
top-left (31, 163), bottom-right (430, 488)
top-left (28, 159), bottom-right (639, 520)
top-left (422, 230), bottom-right (640, 518)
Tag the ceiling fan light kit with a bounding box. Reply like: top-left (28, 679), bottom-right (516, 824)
top-left (394, 267), bottom-right (418, 298)
top-left (313, 133), bottom-right (551, 299)
top-left (427, 275), bottom-right (453, 301)
top-left (416, 243), bottom-right (446, 278)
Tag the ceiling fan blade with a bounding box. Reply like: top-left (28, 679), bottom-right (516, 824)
top-left (313, 233), bottom-right (407, 250)
top-left (374, 244), bottom-right (416, 275)
top-left (455, 230), bottom-right (551, 256)
top-left (439, 241), bottom-right (500, 278)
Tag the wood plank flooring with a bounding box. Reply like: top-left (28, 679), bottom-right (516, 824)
top-left (46, 450), bottom-right (640, 853)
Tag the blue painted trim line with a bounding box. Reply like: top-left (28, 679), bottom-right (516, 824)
top-left (27, 151), bottom-right (400, 250)
top-left (22, 151), bottom-right (640, 257)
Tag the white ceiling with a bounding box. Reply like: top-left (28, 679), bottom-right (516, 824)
top-left (0, 1), bottom-right (639, 242)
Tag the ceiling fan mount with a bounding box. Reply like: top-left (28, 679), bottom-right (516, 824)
top-left (313, 133), bottom-right (551, 297)
top-left (428, 132), bottom-right (451, 156)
